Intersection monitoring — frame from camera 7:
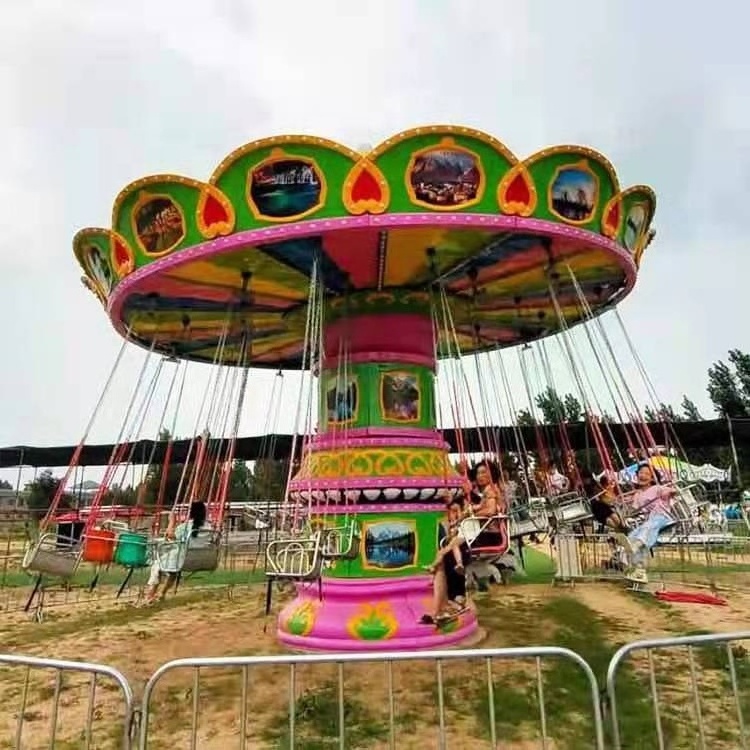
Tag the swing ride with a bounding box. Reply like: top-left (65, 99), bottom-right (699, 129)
top-left (53, 124), bottom-right (674, 650)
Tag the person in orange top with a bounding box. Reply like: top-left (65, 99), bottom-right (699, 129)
top-left (589, 474), bottom-right (627, 532)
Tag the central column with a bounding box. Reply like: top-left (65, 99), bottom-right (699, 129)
top-left (280, 290), bottom-right (478, 651)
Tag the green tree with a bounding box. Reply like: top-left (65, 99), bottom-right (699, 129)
top-left (643, 403), bottom-right (683, 422)
top-left (251, 459), bottom-right (289, 500)
top-left (228, 459), bottom-right (253, 501)
top-left (534, 387), bottom-right (565, 424)
top-left (728, 349), bottom-right (750, 406)
top-left (24, 470), bottom-right (73, 513)
top-left (533, 388), bottom-right (583, 424)
top-left (104, 484), bottom-right (138, 506)
top-left (0, 479), bottom-right (11, 490)
top-left (681, 396), bottom-right (703, 422)
top-left (563, 393), bottom-right (584, 423)
top-left (515, 409), bottom-right (537, 427)
top-left (707, 355), bottom-right (750, 417)
top-left (140, 428), bottom-right (212, 507)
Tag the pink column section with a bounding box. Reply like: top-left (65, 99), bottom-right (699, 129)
top-left (277, 576), bottom-right (479, 652)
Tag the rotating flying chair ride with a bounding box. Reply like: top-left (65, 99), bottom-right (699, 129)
top-left (69, 126), bottom-right (655, 650)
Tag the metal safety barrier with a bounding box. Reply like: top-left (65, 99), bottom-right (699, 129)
top-left (139, 646), bottom-right (605, 749)
top-left (2, 629), bottom-right (749, 748)
top-left (553, 530), bottom-right (750, 592)
top-left (0, 653), bottom-right (135, 749)
top-left (606, 630), bottom-right (750, 750)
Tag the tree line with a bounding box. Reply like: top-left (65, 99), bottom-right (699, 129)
top-left (515, 348), bottom-right (750, 425)
top-left (13, 349), bottom-right (750, 506)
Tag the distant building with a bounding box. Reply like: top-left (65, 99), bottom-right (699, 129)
top-left (0, 488), bottom-right (22, 508)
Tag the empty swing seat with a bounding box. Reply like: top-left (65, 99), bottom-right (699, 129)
top-left (551, 493), bottom-right (592, 525)
top-left (82, 527), bottom-right (117, 564)
top-left (181, 532), bottom-right (221, 573)
top-left (266, 532), bottom-right (323, 580)
top-left (670, 484), bottom-right (707, 525)
top-left (509, 498), bottom-right (550, 538)
top-left (322, 523), bottom-right (360, 560)
top-left (114, 531), bottom-right (150, 568)
top-left (22, 533), bottom-right (81, 579)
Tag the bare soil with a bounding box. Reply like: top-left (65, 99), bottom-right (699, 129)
top-left (0, 556), bottom-right (749, 749)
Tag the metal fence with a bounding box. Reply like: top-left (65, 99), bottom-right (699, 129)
top-left (0, 523), bottom-right (268, 616)
top-left (554, 530), bottom-right (750, 591)
top-left (1, 631), bottom-right (749, 748)
top-left (138, 646), bottom-right (604, 750)
top-left (606, 630), bottom-right (750, 750)
top-left (0, 653), bottom-right (134, 749)
top-left (3, 513), bottom-right (750, 619)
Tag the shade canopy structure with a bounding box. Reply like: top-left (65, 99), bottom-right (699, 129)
top-left (5, 419), bottom-right (747, 470)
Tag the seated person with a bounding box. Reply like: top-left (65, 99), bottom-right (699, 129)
top-left (468, 460), bottom-right (502, 505)
top-left (144, 500), bottom-right (206, 604)
top-left (467, 460), bottom-right (506, 549)
top-left (421, 497), bottom-right (471, 624)
top-left (547, 465), bottom-right (571, 495)
top-left (447, 460), bottom-right (507, 553)
top-left (623, 464), bottom-right (677, 581)
top-left (426, 498), bottom-right (467, 575)
top-left (589, 474), bottom-right (627, 533)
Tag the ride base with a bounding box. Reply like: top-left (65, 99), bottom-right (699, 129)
top-left (274, 503), bottom-right (479, 651)
top-left (278, 575), bottom-right (478, 651)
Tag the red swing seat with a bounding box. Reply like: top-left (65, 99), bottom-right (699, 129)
top-left (459, 514), bottom-right (510, 558)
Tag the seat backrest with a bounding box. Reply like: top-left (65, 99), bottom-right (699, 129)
top-left (460, 515), bottom-right (508, 547)
top-left (459, 518), bottom-right (484, 545)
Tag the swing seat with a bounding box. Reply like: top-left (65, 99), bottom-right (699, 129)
top-left (670, 484), bottom-right (708, 525)
top-left (322, 523), bottom-right (361, 561)
top-left (81, 527), bottom-right (117, 565)
top-left (113, 531), bottom-right (149, 568)
top-left (181, 537), bottom-right (221, 573)
top-left (460, 515), bottom-right (510, 558)
top-left (266, 533), bottom-right (323, 580)
top-left (151, 536), bottom-right (189, 574)
top-left (509, 501), bottom-right (550, 538)
top-left (22, 534), bottom-right (81, 579)
top-left (551, 493), bottom-right (591, 525)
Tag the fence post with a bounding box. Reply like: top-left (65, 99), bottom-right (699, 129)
top-left (0, 653), bottom-right (135, 749)
top-left (138, 645), bottom-right (605, 749)
top-left (606, 630), bottom-right (750, 750)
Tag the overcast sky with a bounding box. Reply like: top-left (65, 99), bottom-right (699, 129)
top-left (1, 0), bottom-right (748, 484)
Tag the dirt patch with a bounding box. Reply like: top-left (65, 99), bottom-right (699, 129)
top-left (658, 588), bottom-right (750, 634)
top-left (2, 570), bottom-right (750, 749)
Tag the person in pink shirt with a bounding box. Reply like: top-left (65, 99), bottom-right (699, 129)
top-left (624, 463), bottom-right (677, 583)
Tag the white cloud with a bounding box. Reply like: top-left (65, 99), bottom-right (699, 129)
top-left (1, 0), bottom-right (748, 484)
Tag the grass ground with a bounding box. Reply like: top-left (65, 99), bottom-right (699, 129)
top-left (0, 547), bottom-right (749, 748)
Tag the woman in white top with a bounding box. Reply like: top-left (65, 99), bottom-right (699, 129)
top-left (144, 500), bottom-right (207, 604)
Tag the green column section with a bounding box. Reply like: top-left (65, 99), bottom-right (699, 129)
top-left (319, 363), bottom-right (436, 432)
top-left (325, 511), bottom-right (442, 579)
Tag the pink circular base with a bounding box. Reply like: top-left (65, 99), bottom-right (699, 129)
top-left (277, 575), bottom-right (478, 652)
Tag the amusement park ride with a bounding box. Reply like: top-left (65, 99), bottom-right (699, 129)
top-left (20, 124), bottom-right (715, 648)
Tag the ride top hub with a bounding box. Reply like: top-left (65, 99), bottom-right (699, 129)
top-left (74, 126), bottom-right (656, 651)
